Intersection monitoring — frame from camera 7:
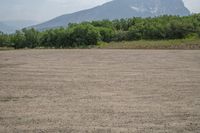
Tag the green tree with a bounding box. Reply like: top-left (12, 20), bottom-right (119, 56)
top-left (0, 32), bottom-right (10, 47)
top-left (2, 13), bottom-right (200, 49)
top-left (128, 24), bottom-right (143, 40)
top-left (11, 30), bottom-right (26, 49)
top-left (97, 27), bottom-right (115, 42)
top-left (113, 31), bottom-right (128, 41)
top-left (22, 28), bottom-right (40, 48)
top-left (68, 24), bottom-right (100, 47)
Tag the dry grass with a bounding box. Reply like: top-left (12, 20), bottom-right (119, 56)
top-left (0, 47), bottom-right (14, 51)
top-left (98, 39), bottom-right (200, 49)
top-left (0, 49), bottom-right (200, 133)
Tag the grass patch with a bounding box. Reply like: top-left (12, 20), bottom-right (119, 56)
top-left (1, 39), bottom-right (200, 50)
top-left (0, 47), bottom-right (14, 51)
top-left (97, 39), bottom-right (200, 49)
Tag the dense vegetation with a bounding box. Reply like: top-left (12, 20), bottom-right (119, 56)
top-left (0, 14), bottom-right (200, 49)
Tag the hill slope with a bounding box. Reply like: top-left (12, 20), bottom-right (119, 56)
top-left (4, 20), bottom-right (39, 30)
top-left (34, 0), bottom-right (190, 30)
top-left (0, 20), bottom-right (38, 33)
top-left (0, 22), bottom-right (15, 33)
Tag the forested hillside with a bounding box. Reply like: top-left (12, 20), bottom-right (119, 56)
top-left (0, 14), bottom-right (200, 49)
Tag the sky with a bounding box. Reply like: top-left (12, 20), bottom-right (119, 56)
top-left (0, 0), bottom-right (200, 23)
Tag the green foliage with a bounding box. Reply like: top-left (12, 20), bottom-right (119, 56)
top-left (113, 31), bottom-right (128, 41)
top-left (0, 32), bottom-right (10, 47)
top-left (112, 18), bottom-right (135, 31)
top-left (39, 28), bottom-right (65, 48)
top-left (22, 28), bottom-right (39, 48)
top-left (1, 14), bottom-right (200, 49)
top-left (68, 24), bottom-right (100, 47)
top-left (97, 27), bottom-right (115, 42)
top-left (128, 24), bottom-right (143, 40)
top-left (11, 30), bottom-right (26, 49)
top-left (10, 29), bottom-right (40, 49)
top-left (91, 20), bottom-right (114, 29)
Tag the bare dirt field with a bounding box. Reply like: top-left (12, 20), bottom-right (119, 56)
top-left (0, 49), bottom-right (200, 133)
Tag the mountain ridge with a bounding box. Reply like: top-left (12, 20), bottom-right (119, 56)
top-left (0, 20), bottom-right (39, 33)
top-left (0, 22), bottom-right (15, 33)
top-left (34, 0), bottom-right (190, 30)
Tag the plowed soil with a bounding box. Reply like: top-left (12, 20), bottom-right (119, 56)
top-left (0, 50), bottom-right (200, 133)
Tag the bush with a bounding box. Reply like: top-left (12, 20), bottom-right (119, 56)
top-left (1, 14), bottom-right (200, 49)
top-left (113, 31), bottom-right (128, 41)
top-left (68, 24), bottom-right (100, 46)
top-left (11, 31), bottom-right (26, 49)
top-left (0, 32), bottom-right (10, 47)
top-left (98, 27), bottom-right (115, 42)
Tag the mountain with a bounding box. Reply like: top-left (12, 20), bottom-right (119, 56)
top-left (4, 20), bottom-right (39, 30)
top-left (0, 22), bottom-right (15, 33)
top-left (0, 20), bottom-right (39, 33)
top-left (34, 0), bottom-right (190, 30)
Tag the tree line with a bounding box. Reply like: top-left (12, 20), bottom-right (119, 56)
top-left (0, 14), bottom-right (200, 49)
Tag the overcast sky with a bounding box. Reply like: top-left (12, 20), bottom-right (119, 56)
top-left (0, 0), bottom-right (200, 22)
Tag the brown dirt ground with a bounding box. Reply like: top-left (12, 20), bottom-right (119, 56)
top-left (0, 49), bottom-right (200, 133)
